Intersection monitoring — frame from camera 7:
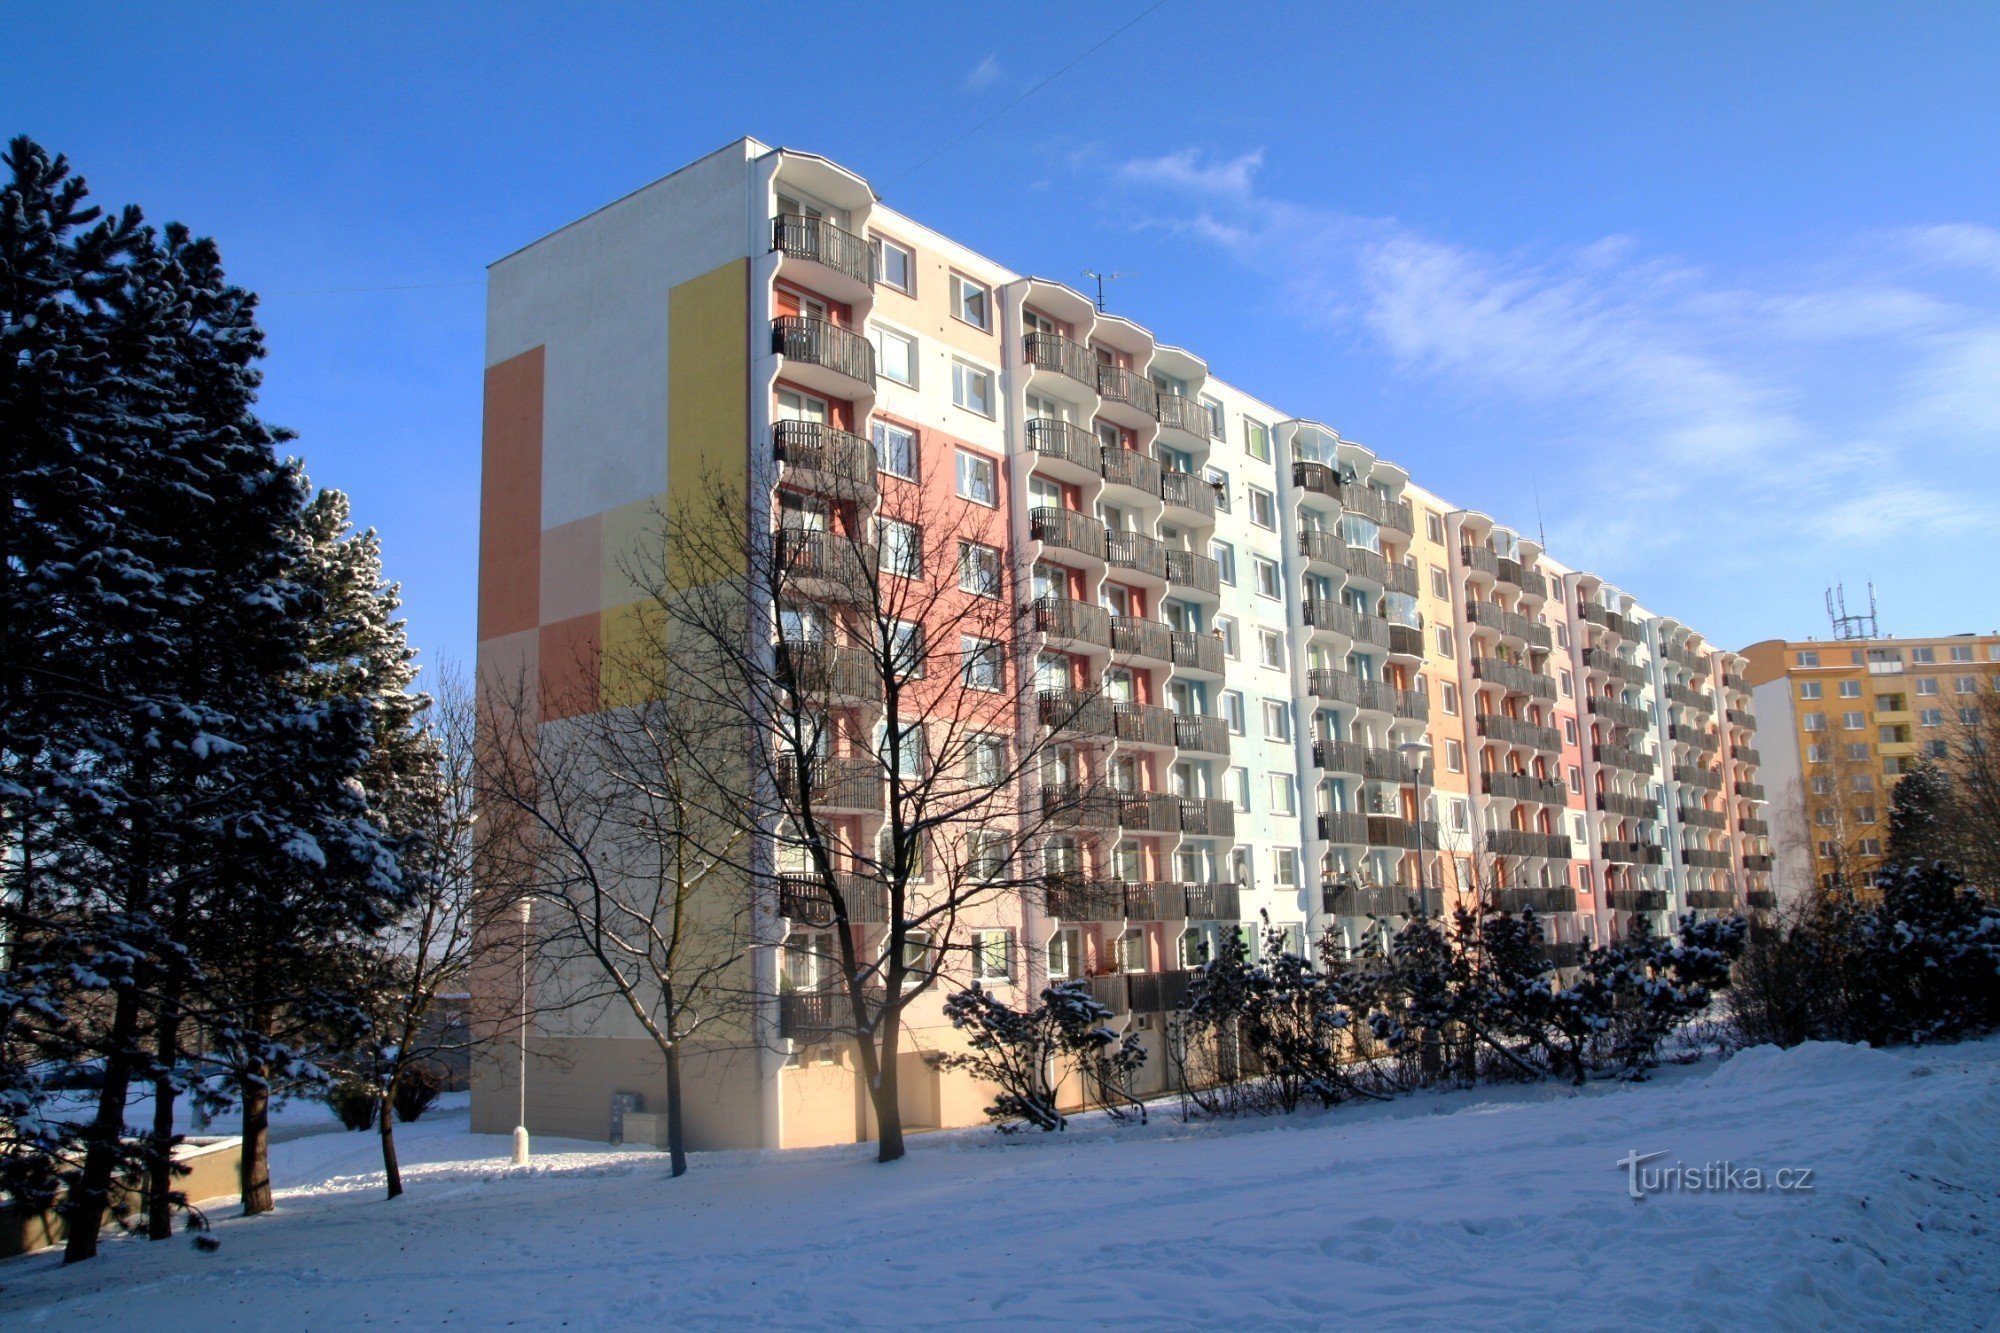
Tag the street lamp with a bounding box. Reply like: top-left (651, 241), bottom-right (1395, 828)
top-left (1398, 739), bottom-right (1435, 915)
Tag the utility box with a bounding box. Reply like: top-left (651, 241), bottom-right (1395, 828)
top-left (620, 1112), bottom-right (668, 1150)
top-left (608, 1091), bottom-right (644, 1145)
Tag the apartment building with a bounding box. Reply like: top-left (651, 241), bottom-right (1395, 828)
top-left (1741, 632), bottom-right (2000, 897)
top-left (474, 138), bottom-right (1765, 1150)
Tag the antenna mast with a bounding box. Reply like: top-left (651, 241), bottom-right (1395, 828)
top-left (1826, 582), bottom-right (1879, 641)
top-left (1081, 268), bottom-right (1132, 312)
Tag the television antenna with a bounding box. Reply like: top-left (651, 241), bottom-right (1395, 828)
top-left (1826, 582), bottom-right (1879, 641)
top-left (1082, 269), bottom-right (1133, 312)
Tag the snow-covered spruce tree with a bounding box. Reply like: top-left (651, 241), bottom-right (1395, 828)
top-left (1243, 923), bottom-right (1358, 1113)
top-left (1856, 860), bottom-right (2000, 1045)
top-left (1337, 908), bottom-right (1464, 1091)
top-left (1171, 923), bottom-right (1257, 1116)
top-left (934, 981), bottom-right (1145, 1132)
top-left (1882, 758), bottom-right (1954, 873)
top-left (1592, 914), bottom-right (1744, 1077)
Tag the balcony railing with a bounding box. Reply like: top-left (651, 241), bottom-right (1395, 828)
top-left (1600, 840), bottom-right (1664, 866)
top-left (1388, 622), bottom-right (1425, 658)
top-left (1038, 688), bottom-right (1114, 739)
top-left (1096, 365), bottom-right (1158, 416)
top-left (775, 528), bottom-right (877, 598)
top-left (1366, 815), bottom-right (1439, 850)
top-left (1322, 882), bottom-right (1438, 916)
top-left (1043, 875), bottom-right (1126, 921)
top-left (1666, 683), bottom-right (1713, 713)
top-left (1303, 598), bottom-right (1392, 648)
top-left (1726, 707), bottom-right (1758, 730)
top-left (1292, 459), bottom-right (1341, 498)
top-left (1126, 969), bottom-right (1196, 1014)
top-left (1577, 601), bottom-right (1631, 639)
top-left (1159, 469), bottom-right (1218, 518)
top-left (1179, 798), bottom-right (1235, 838)
top-left (1386, 562), bottom-right (1419, 597)
top-left (1672, 763), bottom-right (1722, 791)
top-left (1113, 702), bottom-right (1177, 748)
top-left (1739, 816), bottom-right (1769, 837)
top-left (1343, 486), bottom-right (1415, 535)
top-left (1682, 847), bottom-right (1733, 870)
top-left (1582, 647), bottom-right (1646, 687)
top-left (1607, 889), bottom-right (1667, 913)
top-left (773, 420), bottom-right (877, 496)
top-left (1110, 615), bottom-right (1171, 661)
top-left (1744, 854), bottom-right (1774, 873)
top-left (777, 872), bottom-right (887, 926)
top-left (771, 316), bottom-right (875, 387)
top-left (1747, 889), bottom-right (1777, 910)
top-left (1318, 810), bottom-right (1370, 844)
top-left (1593, 742), bottom-right (1655, 775)
top-left (1590, 696), bottom-right (1652, 731)
top-left (1030, 506), bottom-right (1107, 560)
top-left (1494, 886), bottom-right (1578, 914)
top-left (1678, 806), bottom-right (1727, 830)
top-left (1670, 722), bottom-right (1719, 753)
top-left (1165, 548), bottom-right (1220, 595)
top-left (1023, 332), bottom-right (1094, 386)
top-left (774, 754), bottom-right (885, 813)
top-left (1337, 544), bottom-right (1390, 586)
top-left (778, 987), bottom-right (884, 1039)
top-left (1174, 713), bottom-right (1229, 755)
top-left (1738, 782), bottom-right (1766, 801)
top-left (1722, 672), bottom-right (1749, 693)
top-left (1300, 528), bottom-right (1346, 567)
top-left (1733, 745), bottom-right (1762, 767)
top-left (1167, 629), bottom-right (1222, 676)
top-left (1390, 685), bottom-right (1430, 722)
top-left (1461, 544), bottom-right (1499, 577)
top-left (1100, 445), bottom-right (1163, 496)
top-left (1662, 643), bottom-right (1708, 675)
top-left (1024, 417), bottom-right (1098, 470)
top-left (1465, 600), bottom-right (1552, 650)
top-left (1478, 713), bottom-right (1561, 752)
top-left (1513, 566), bottom-right (1549, 600)
top-left (1155, 393), bottom-right (1213, 439)
top-left (1117, 790), bottom-right (1181, 832)
top-left (1180, 882), bottom-right (1240, 921)
top-left (1487, 828), bottom-right (1573, 859)
top-left (1106, 528), bottom-right (1168, 580)
top-left (1686, 889), bottom-right (1735, 911)
top-left (1598, 791), bottom-right (1660, 821)
top-left (1034, 595), bottom-right (1111, 648)
top-left (1475, 657), bottom-right (1558, 701)
top-left (1539, 941), bottom-right (1582, 969)
top-left (774, 639), bottom-right (878, 702)
top-left (771, 214), bottom-right (875, 287)
top-left (1485, 770), bottom-right (1569, 804)
top-left (1040, 783), bottom-right (1118, 829)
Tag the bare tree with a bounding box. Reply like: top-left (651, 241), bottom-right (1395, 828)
top-left (1790, 734), bottom-right (1888, 903)
top-left (1937, 679), bottom-right (2000, 894)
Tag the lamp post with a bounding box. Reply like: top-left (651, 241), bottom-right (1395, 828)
top-left (1398, 739), bottom-right (1435, 916)
top-left (513, 895), bottom-right (531, 1166)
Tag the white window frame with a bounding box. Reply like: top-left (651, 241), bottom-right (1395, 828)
top-left (955, 448), bottom-right (998, 507)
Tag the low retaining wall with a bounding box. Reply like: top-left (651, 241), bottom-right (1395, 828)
top-left (2, 1136), bottom-right (243, 1259)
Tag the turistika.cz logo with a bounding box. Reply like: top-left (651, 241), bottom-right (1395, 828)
top-left (1616, 1150), bottom-right (1815, 1201)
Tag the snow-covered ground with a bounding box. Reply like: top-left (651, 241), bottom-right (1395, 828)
top-left (4, 1038), bottom-right (1996, 1328)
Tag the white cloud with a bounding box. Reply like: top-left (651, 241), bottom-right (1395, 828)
top-left (1117, 148), bottom-right (1266, 197)
top-left (963, 54), bottom-right (1003, 92)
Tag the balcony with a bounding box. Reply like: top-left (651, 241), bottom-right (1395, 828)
top-left (1179, 798), bottom-right (1235, 838)
top-left (1024, 417), bottom-right (1099, 477)
top-left (1126, 969), bottom-right (1196, 1014)
top-left (1323, 882), bottom-right (1437, 916)
top-left (1159, 469), bottom-right (1218, 520)
top-left (1387, 563), bottom-right (1420, 597)
top-left (1598, 791), bottom-right (1661, 821)
top-left (1738, 782), bottom-right (1766, 802)
top-left (1038, 688), bottom-right (1114, 739)
top-left (1039, 783), bottom-right (1117, 830)
top-left (774, 639), bottom-right (878, 704)
top-left (1343, 486), bottom-right (1415, 536)
top-left (1387, 622), bottom-right (1425, 659)
top-left (1174, 712), bottom-right (1230, 756)
top-left (778, 987), bottom-right (883, 1040)
top-left (1034, 595), bottom-right (1111, 649)
top-left (1494, 886), bottom-right (1577, 914)
top-left (1030, 506), bottom-right (1107, 561)
top-left (774, 754), bottom-right (885, 815)
top-left (1593, 742), bottom-right (1655, 775)
top-left (1461, 544), bottom-right (1499, 578)
top-left (1113, 702), bottom-right (1177, 749)
top-left (1479, 713), bottom-right (1561, 752)
top-left (1367, 815), bottom-right (1439, 850)
top-left (1043, 875), bottom-right (1125, 921)
top-left (1744, 854), bottom-right (1774, 873)
top-left (1155, 393), bottom-right (1214, 441)
top-left (1608, 889), bottom-right (1667, 913)
top-left (1292, 459), bottom-right (1341, 499)
top-left (1722, 672), bottom-right (1749, 693)
top-left (1464, 600), bottom-right (1552, 650)
top-left (1487, 828), bottom-right (1573, 859)
top-left (1662, 643), bottom-right (1707, 675)
top-left (1475, 657), bottom-right (1557, 701)
top-left (1165, 548), bottom-right (1221, 596)
top-left (773, 421), bottom-right (877, 500)
top-left (1169, 628), bottom-right (1224, 675)
top-left (1540, 941), bottom-right (1582, 969)
top-left (1512, 566), bottom-right (1549, 600)
top-left (1390, 686), bottom-right (1430, 722)
top-left (1747, 889), bottom-right (1777, 910)
top-left (771, 316), bottom-right (874, 391)
top-left (1022, 331), bottom-right (1094, 388)
top-left (1670, 723), bottom-right (1719, 753)
top-left (1600, 840), bottom-right (1664, 866)
top-left (1180, 882), bottom-right (1240, 921)
top-left (1672, 763), bottom-right (1722, 791)
top-left (1485, 770), bottom-right (1569, 805)
top-left (1687, 889), bottom-right (1735, 911)
top-left (1100, 445), bottom-right (1162, 498)
top-left (1666, 683), bottom-right (1713, 713)
top-left (1110, 615), bottom-right (1171, 663)
top-left (1727, 707), bottom-right (1758, 730)
top-left (775, 528), bottom-right (877, 601)
top-left (1591, 696), bottom-right (1651, 731)
top-left (1739, 816), bottom-right (1769, 837)
top-left (1582, 647), bottom-right (1645, 687)
top-left (1303, 598), bottom-right (1391, 648)
top-left (1677, 806), bottom-right (1726, 829)
top-left (1096, 364), bottom-right (1158, 419)
top-left (1337, 544), bottom-right (1390, 586)
top-left (1734, 745), bottom-right (1762, 767)
top-left (1106, 528), bottom-right (1168, 581)
top-left (1682, 847), bottom-right (1733, 870)
top-left (777, 872), bottom-right (887, 926)
top-left (1117, 790), bottom-right (1181, 832)
top-left (1577, 601), bottom-right (1631, 639)
top-left (1300, 528), bottom-right (1346, 569)
top-left (771, 214), bottom-right (875, 294)
top-left (1318, 810), bottom-right (1370, 845)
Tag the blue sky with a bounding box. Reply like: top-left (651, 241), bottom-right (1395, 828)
top-left (9, 2), bottom-right (1998, 675)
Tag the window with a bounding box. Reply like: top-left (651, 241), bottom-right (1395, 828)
top-left (1811, 775), bottom-right (1834, 795)
top-left (1842, 711), bottom-right (1864, 730)
top-left (950, 274), bottom-right (991, 330)
top-left (1444, 739), bottom-right (1464, 773)
top-left (1248, 486), bottom-right (1277, 529)
top-left (1433, 624), bottom-right (1455, 658)
top-left (1117, 929), bottom-right (1147, 973)
top-left (1244, 419), bottom-right (1270, 461)
top-left (885, 622), bottom-right (925, 683)
top-left (1924, 739), bottom-right (1950, 758)
top-left (1839, 680), bottom-right (1861, 698)
top-left (951, 361), bottom-right (995, 417)
top-left (1799, 682), bottom-right (1822, 700)
top-left (957, 540), bottom-right (1001, 597)
top-left (1216, 617), bottom-right (1240, 659)
top-left (1956, 676), bottom-right (1978, 693)
top-left (1259, 628), bottom-right (1285, 669)
top-left (874, 236), bottom-right (914, 293)
top-left (901, 929), bottom-right (933, 977)
top-left (1212, 540), bottom-right (1237, 585)
top-left (1430, 566), bottom-right (1450, 599)
top-left (1253, 556), bottom-right (1281, 599)
top-left (872, 420), bottom-right (919, 480)
top-left (955, 449), bottom-right (997, 505)
top-left (1440, 682), bottom-right (1459, 716)
top-left (1807, 743), bottom-right (1828, 762)
top-left (870, 325), bottom-right (916, 385)
top-left (1273, 848), bottom-right (1298, 887)
top-left (1047, 928), bottom-right (1080, 980)
top-left (1916, 677), bottom-right (1939, 696)
top-left (1268, 773), bottom-right (1297, 816)
top-left (1452, 799), bottom-right (1470, 832)
top-left (1798, 650), bottom-right (1820, 667)
top-left (1920, 708), bottom-right (1943, 727)
top-left (970, 834), bottom-right (1011, 884)
top-left (1222, 690), bottom-right (1246, 735)
top-left (961, 636), bottom-right (1004, 691)
top-left (878, 518), bottom-right (923, 578)
top-left (1206, 466), bottom-right (1231, 511)
top-left (1202, 396), bottom-right (1225, 439)
top-left (968, 733), bottom-right (1007, 786)
top-left (968, 927), bottom-right (1014, 981)
top-left (1950, 644), bottom-right (1973, 663)
top-left (1425, 512), bottom-right (1445, 544)
top-left (783, 930), bottom-right (835, 991)
top-left (1854, 806), bottom-right (1878, 826)
top-left (1262, 700), bottom-right (1291, 741)
top-left (1912, 646), bottom-right (1935, 664)
top-left (1963, 707), bottom-right (1982, 726)
top-left (1803, 712), bottom-right (1826, 732)
top-left (1560, 669), bottom-right (1574, 698)
top-left (1229, 766), bottom-right (1250, 811)
top-left (1563, 718), bottom-right (1578, 745)
top-left (1846, 743), bottom-right (1869, 761)
top-left (1567, 765), bottom-right (1582, 793)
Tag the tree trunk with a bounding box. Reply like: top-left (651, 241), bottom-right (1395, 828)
top-left (378, 1072), bottom-right (403, 1200)
top-left (662, 981), bottom-right (687, 1177)
top-left (145, 1003), bottom-right (181, 1239)
top-left (63, 985), bottom-right (141, 1263)
top-left (239, 1060), bottom-right (273, 1215)
top-left (871, 1017), bottom-right (905, 1165)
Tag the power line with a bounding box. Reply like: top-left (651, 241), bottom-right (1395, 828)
top-left (884, 0), bottom-right (1174, 190)
top-left (261, 279), bottom-right (481, 296)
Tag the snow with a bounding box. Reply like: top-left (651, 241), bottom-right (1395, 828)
top-left (5, 1040), bottom-right (1997, 1327)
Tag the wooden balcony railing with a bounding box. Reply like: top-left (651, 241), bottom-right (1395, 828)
top-left (771, 316), bottom-right (875, 386)
top-left (771, 214), bottom-right (875, 286)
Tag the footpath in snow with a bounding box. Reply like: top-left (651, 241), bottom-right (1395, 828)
top-left (3, 1037), bottom-right (1996, 1328)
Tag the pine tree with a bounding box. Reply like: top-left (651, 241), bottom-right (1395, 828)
top-left (1883, 758), bottom-right (1953, 872)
